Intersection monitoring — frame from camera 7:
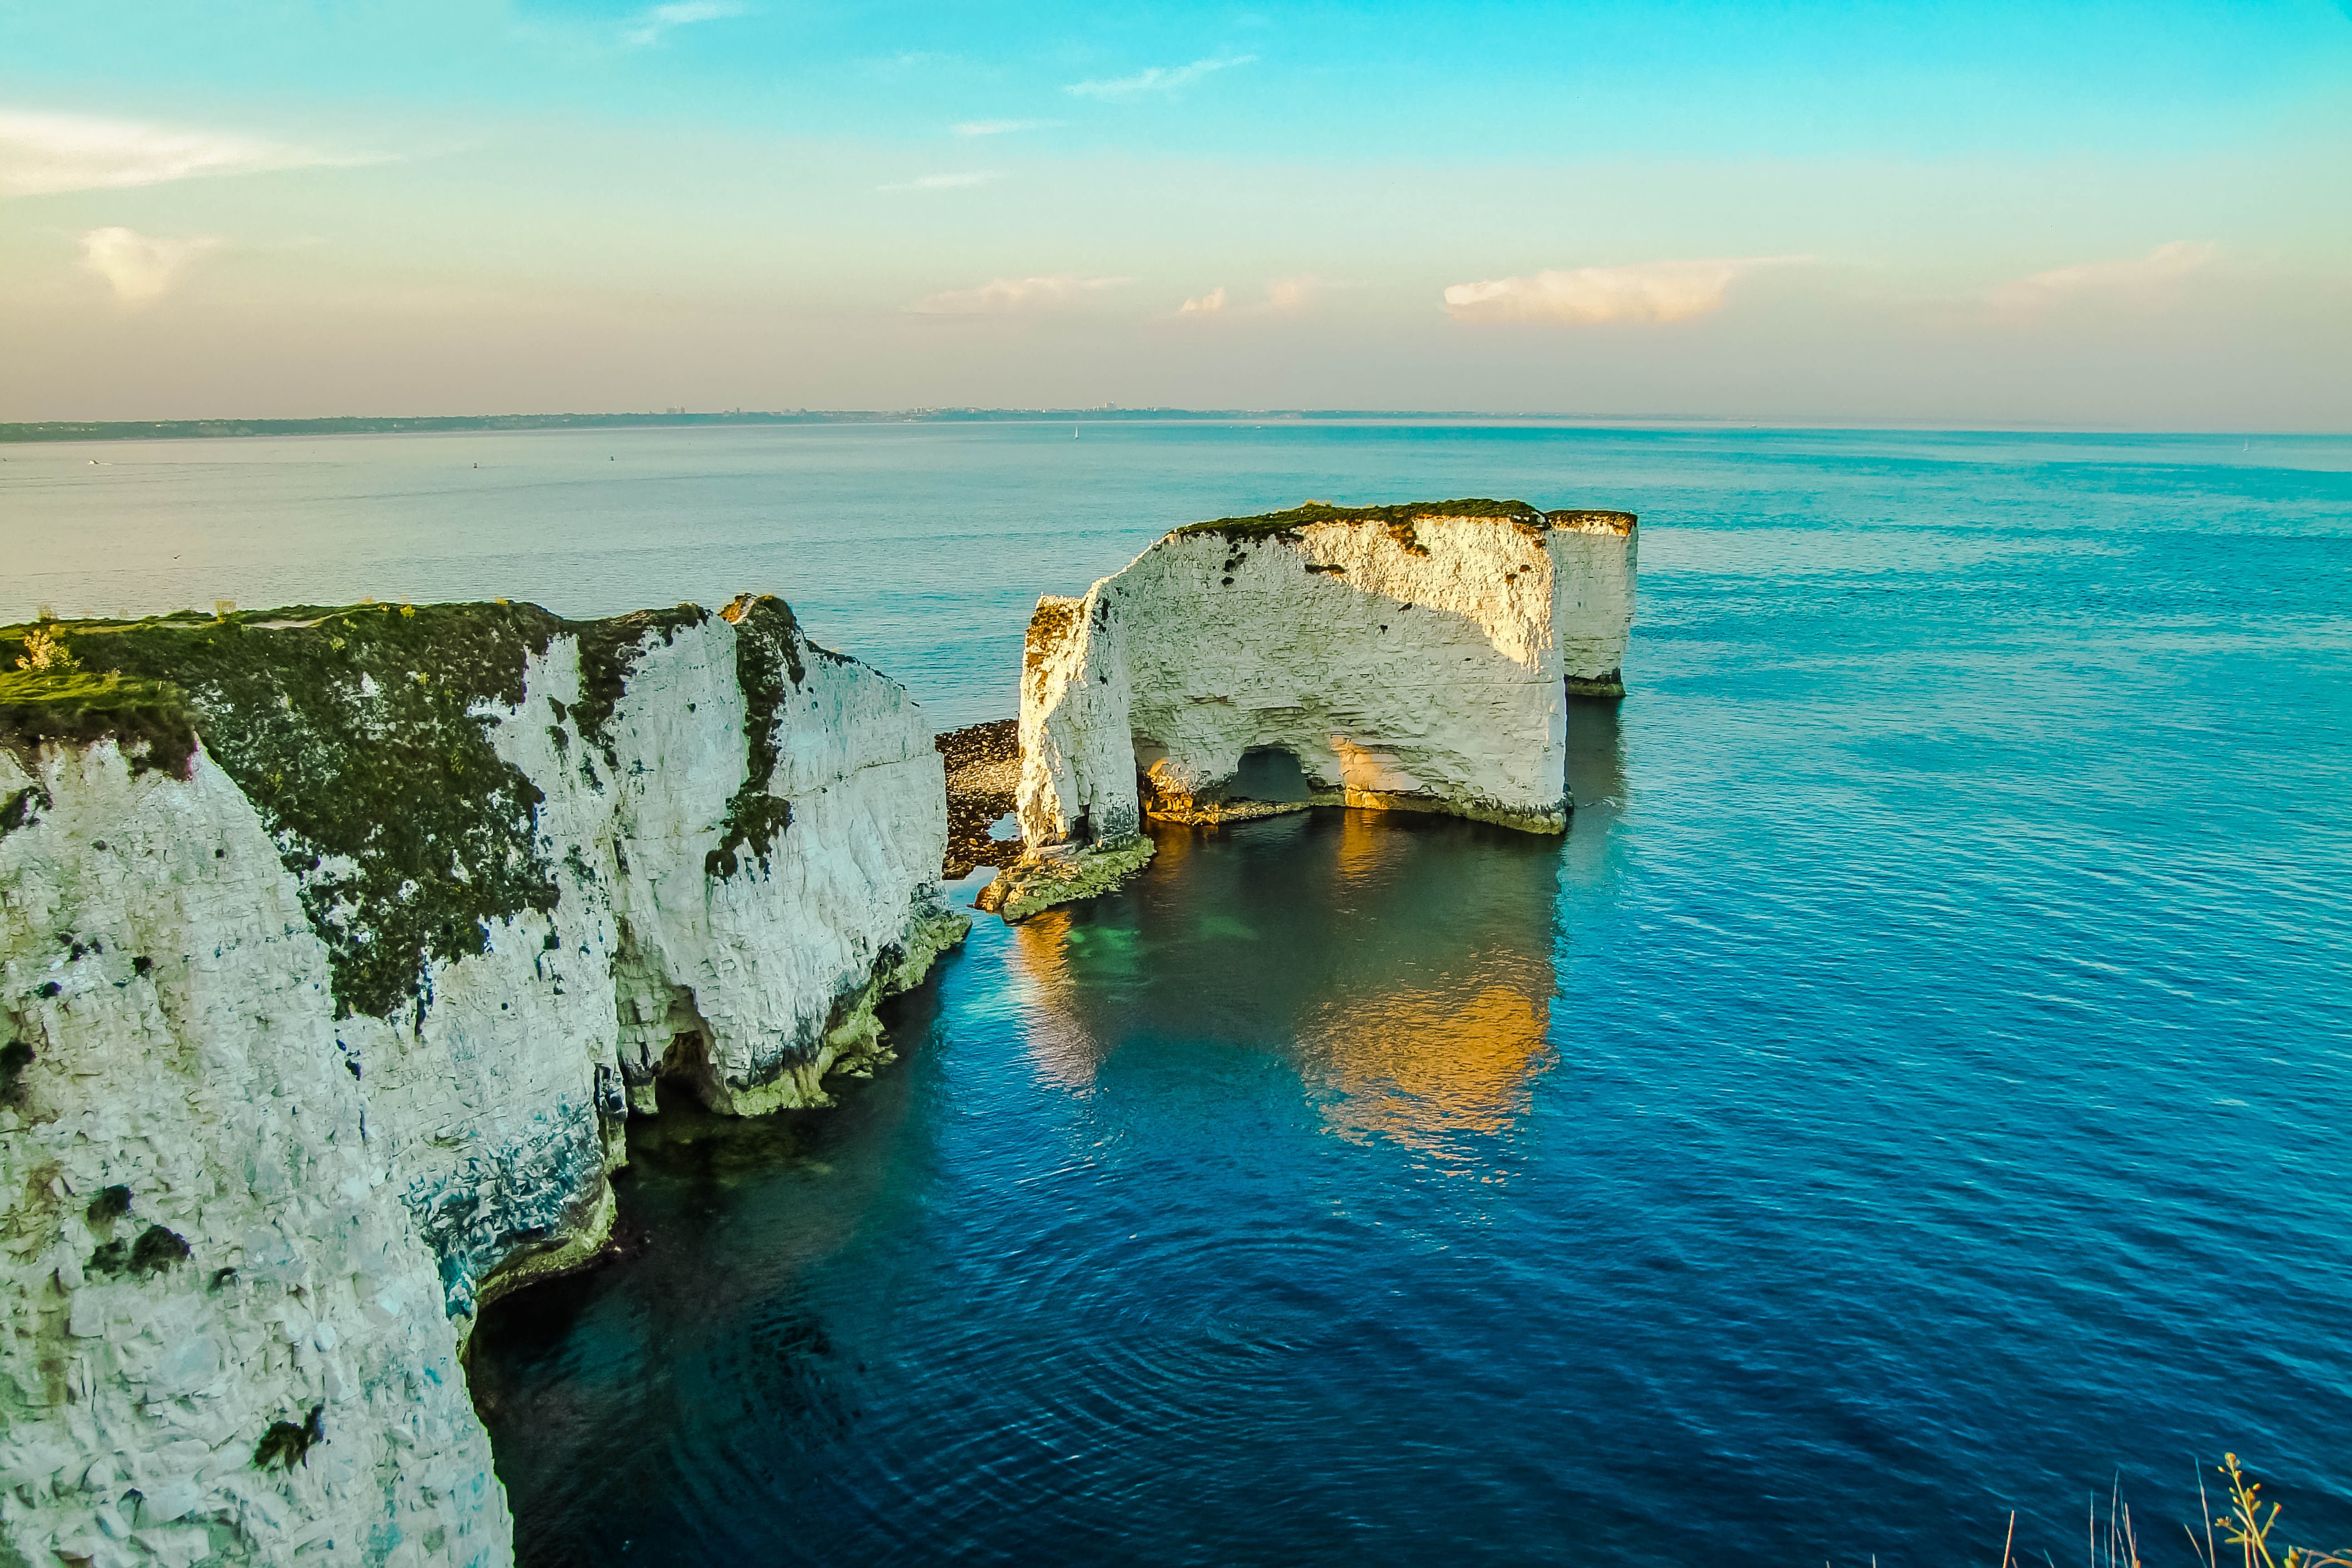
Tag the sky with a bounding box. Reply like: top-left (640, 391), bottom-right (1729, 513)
top-left (2, 1), bottom-right (2348, 427)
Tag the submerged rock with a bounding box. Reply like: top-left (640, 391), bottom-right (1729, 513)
top-left (0, 596), bottom-right (963, 1565)
top-left (974, 834), bottom-right (1156, 922)
top-left (988, 500), bottom-right (1637, 918)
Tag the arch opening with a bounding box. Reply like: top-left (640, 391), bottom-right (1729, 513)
top-left (1229, 745), bottom-right (1311, 805)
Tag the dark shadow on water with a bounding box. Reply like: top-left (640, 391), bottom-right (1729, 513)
top-left (469, 973), bottom-right (960, 1563)
top-left (1565, 695), bottom-right (1627, 811)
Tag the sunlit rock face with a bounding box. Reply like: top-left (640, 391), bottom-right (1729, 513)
top-left (0, 597), bottom-right (960, 1566)
top-left (1014, 502), bottom-right (1636, 851)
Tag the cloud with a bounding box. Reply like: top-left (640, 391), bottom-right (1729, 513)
top-left (907, 274), bottom-right (1135, 315)
top-left (1265, 274), bottom-right (1319, 312)
top-left (81, 227), bottom-right (219, 306)
top-left (1987, 241), bottom-right (2218, 313)
top-left (1066, 56), bottom-right (1256, 99)
top-left (0, 109), bottom-right (368, 198)
top-left (878, 171), bottom-right (1002, 191)
top-left (1181, 276), bottom-right (1348, 317)
top-left (952, 119), bottom-right (1059, 137)
top-left (618, 0), bottom-right (747, 48)
top-left (1442, 256), bottom-right (1794, 326)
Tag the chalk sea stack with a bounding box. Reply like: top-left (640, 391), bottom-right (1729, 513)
top-left (0, 597), bottom-right (961, 1566)
top-left (980, 500), bottom-right (1636, 921)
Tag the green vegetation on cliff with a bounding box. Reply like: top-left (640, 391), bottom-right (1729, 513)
top-left (1176, 498), bottom-right (1548, 555)
top-left (0, 669), bottom-right (199, 780)
top-left (706, 595), bottom-right (804, 880)
top-left (573, 605), bottom-right (710, 769)
top-left (0, 596), bottom-right (799, 1019)
top-left (2, 603), bottom-right (570, 1020)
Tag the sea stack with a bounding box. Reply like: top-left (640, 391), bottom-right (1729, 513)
top-left (0, 596), bottom-right (963, 1565)
top-left (980, 500), bottom-right (1636, 921)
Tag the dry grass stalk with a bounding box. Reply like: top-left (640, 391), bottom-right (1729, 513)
top-left (2181, 1455), bottom-right (2352, 1568)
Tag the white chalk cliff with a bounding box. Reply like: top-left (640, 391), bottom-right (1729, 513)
top-left (0, 596), bottom-right (962, 1566)
top-left (1012, 501), bottom-right (1636, 859)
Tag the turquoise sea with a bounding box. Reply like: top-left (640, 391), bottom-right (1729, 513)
top-left (8, 423), bottom-right (2351, 1564)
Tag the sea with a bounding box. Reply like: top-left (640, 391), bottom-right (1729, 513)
top-left (6, 422), bottom-right (2349, 1565)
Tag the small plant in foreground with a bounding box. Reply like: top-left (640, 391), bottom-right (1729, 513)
top-left (2186, 1454), bottom-right (2352, 1568)
top-left (1990, 1457), bottom-right (2347, 1568)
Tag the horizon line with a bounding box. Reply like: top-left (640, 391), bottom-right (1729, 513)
top-left (3, 410), bottom-right (2342, 444)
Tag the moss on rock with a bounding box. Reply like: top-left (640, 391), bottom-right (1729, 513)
top-left (0, 1039), bottom-right (34, 1103)
top-left (1, 601), bottom-right (708, 1023)
top-left (0, 593), bottom-right (842, 1016)
top-left (252, 1406), bottom-right (325, 1472)
top-left (1024, 597), bottom-right (1082, 675)
top-left (573, 604), bottom-right (709, 768)
top-left (975, 837), bottom-right (1156, 922)
top-left (706, 595), bottom-right (804, 880)
top-left (0, 603), bottom-right (575, 1020)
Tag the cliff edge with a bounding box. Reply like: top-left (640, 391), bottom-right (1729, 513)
top-left (0, 597), bottom-right (964, 1565)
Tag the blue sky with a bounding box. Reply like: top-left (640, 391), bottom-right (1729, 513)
top-left (3, 1), bottom-right (2347, 425)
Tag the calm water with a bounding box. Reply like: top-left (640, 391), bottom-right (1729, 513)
top-left (10, 424), bottom-right (2352, 1563)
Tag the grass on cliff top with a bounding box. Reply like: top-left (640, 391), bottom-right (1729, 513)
top-left (1176, 498), bottom-right (1548, 544)
top-left (0, 598), bottom-right (728, 1021)
top-left (0, 668), bottom-right (200, 778)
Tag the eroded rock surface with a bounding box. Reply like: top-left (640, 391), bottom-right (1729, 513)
top-left (987, 500), bottom-right (1636, 917)
top-left (0, 597), bottom-right (962, 1565)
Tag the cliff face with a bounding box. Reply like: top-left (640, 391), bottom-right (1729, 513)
top-left (0, 597), bottom-right (962, 1566)
top-left (1009, 502), bottom-right (1636, 870)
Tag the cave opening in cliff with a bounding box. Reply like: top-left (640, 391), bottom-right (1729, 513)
top-left (1230, 745), bottom-right (1311, 805)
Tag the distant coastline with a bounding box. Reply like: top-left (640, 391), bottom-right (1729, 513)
top-left (0, 409), bottom-right (1737, 444)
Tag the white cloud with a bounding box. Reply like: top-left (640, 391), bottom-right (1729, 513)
top-left (618, 0), bottom-right (747, 48)
top-left (1265, 274), bottom-right (1319, 312)
top-left (1066, 56), bottom-right (1256, 99)
top-left (1442, 256), bottom-right (1794, 326)
top-left (907, 274), bottom-right (1135, 315)
top-left (80, 227), bottom-right (219, 306)
top-left (1987, 241), bottom-right (2218, 312)
top-left (1179, 286), bottom-right (1227, 314)
top-left (878, 170), bottom-right (1002, 191)
top-left (0, 109), bottom-right (366, 198)
top-left (952, 119), bottom-right (1059, 137)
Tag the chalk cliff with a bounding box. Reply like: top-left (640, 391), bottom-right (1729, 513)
top-left (985, 500), bottom-right (1634, 918)
top-left (0, 597), bottom-right (962, 1566)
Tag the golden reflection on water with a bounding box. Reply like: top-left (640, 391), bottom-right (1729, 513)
top-left (1007, 804), bottom-right (1572, 1152)
top-left (1299, 977), bottom-right (1555, 1152)
top-left (1328, 796), bottom-right (1392, 891)
top-left (1299, 808), bottom-right (1558, 1151)
top-left (1005, 906), bottom-right (1101, 1095)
